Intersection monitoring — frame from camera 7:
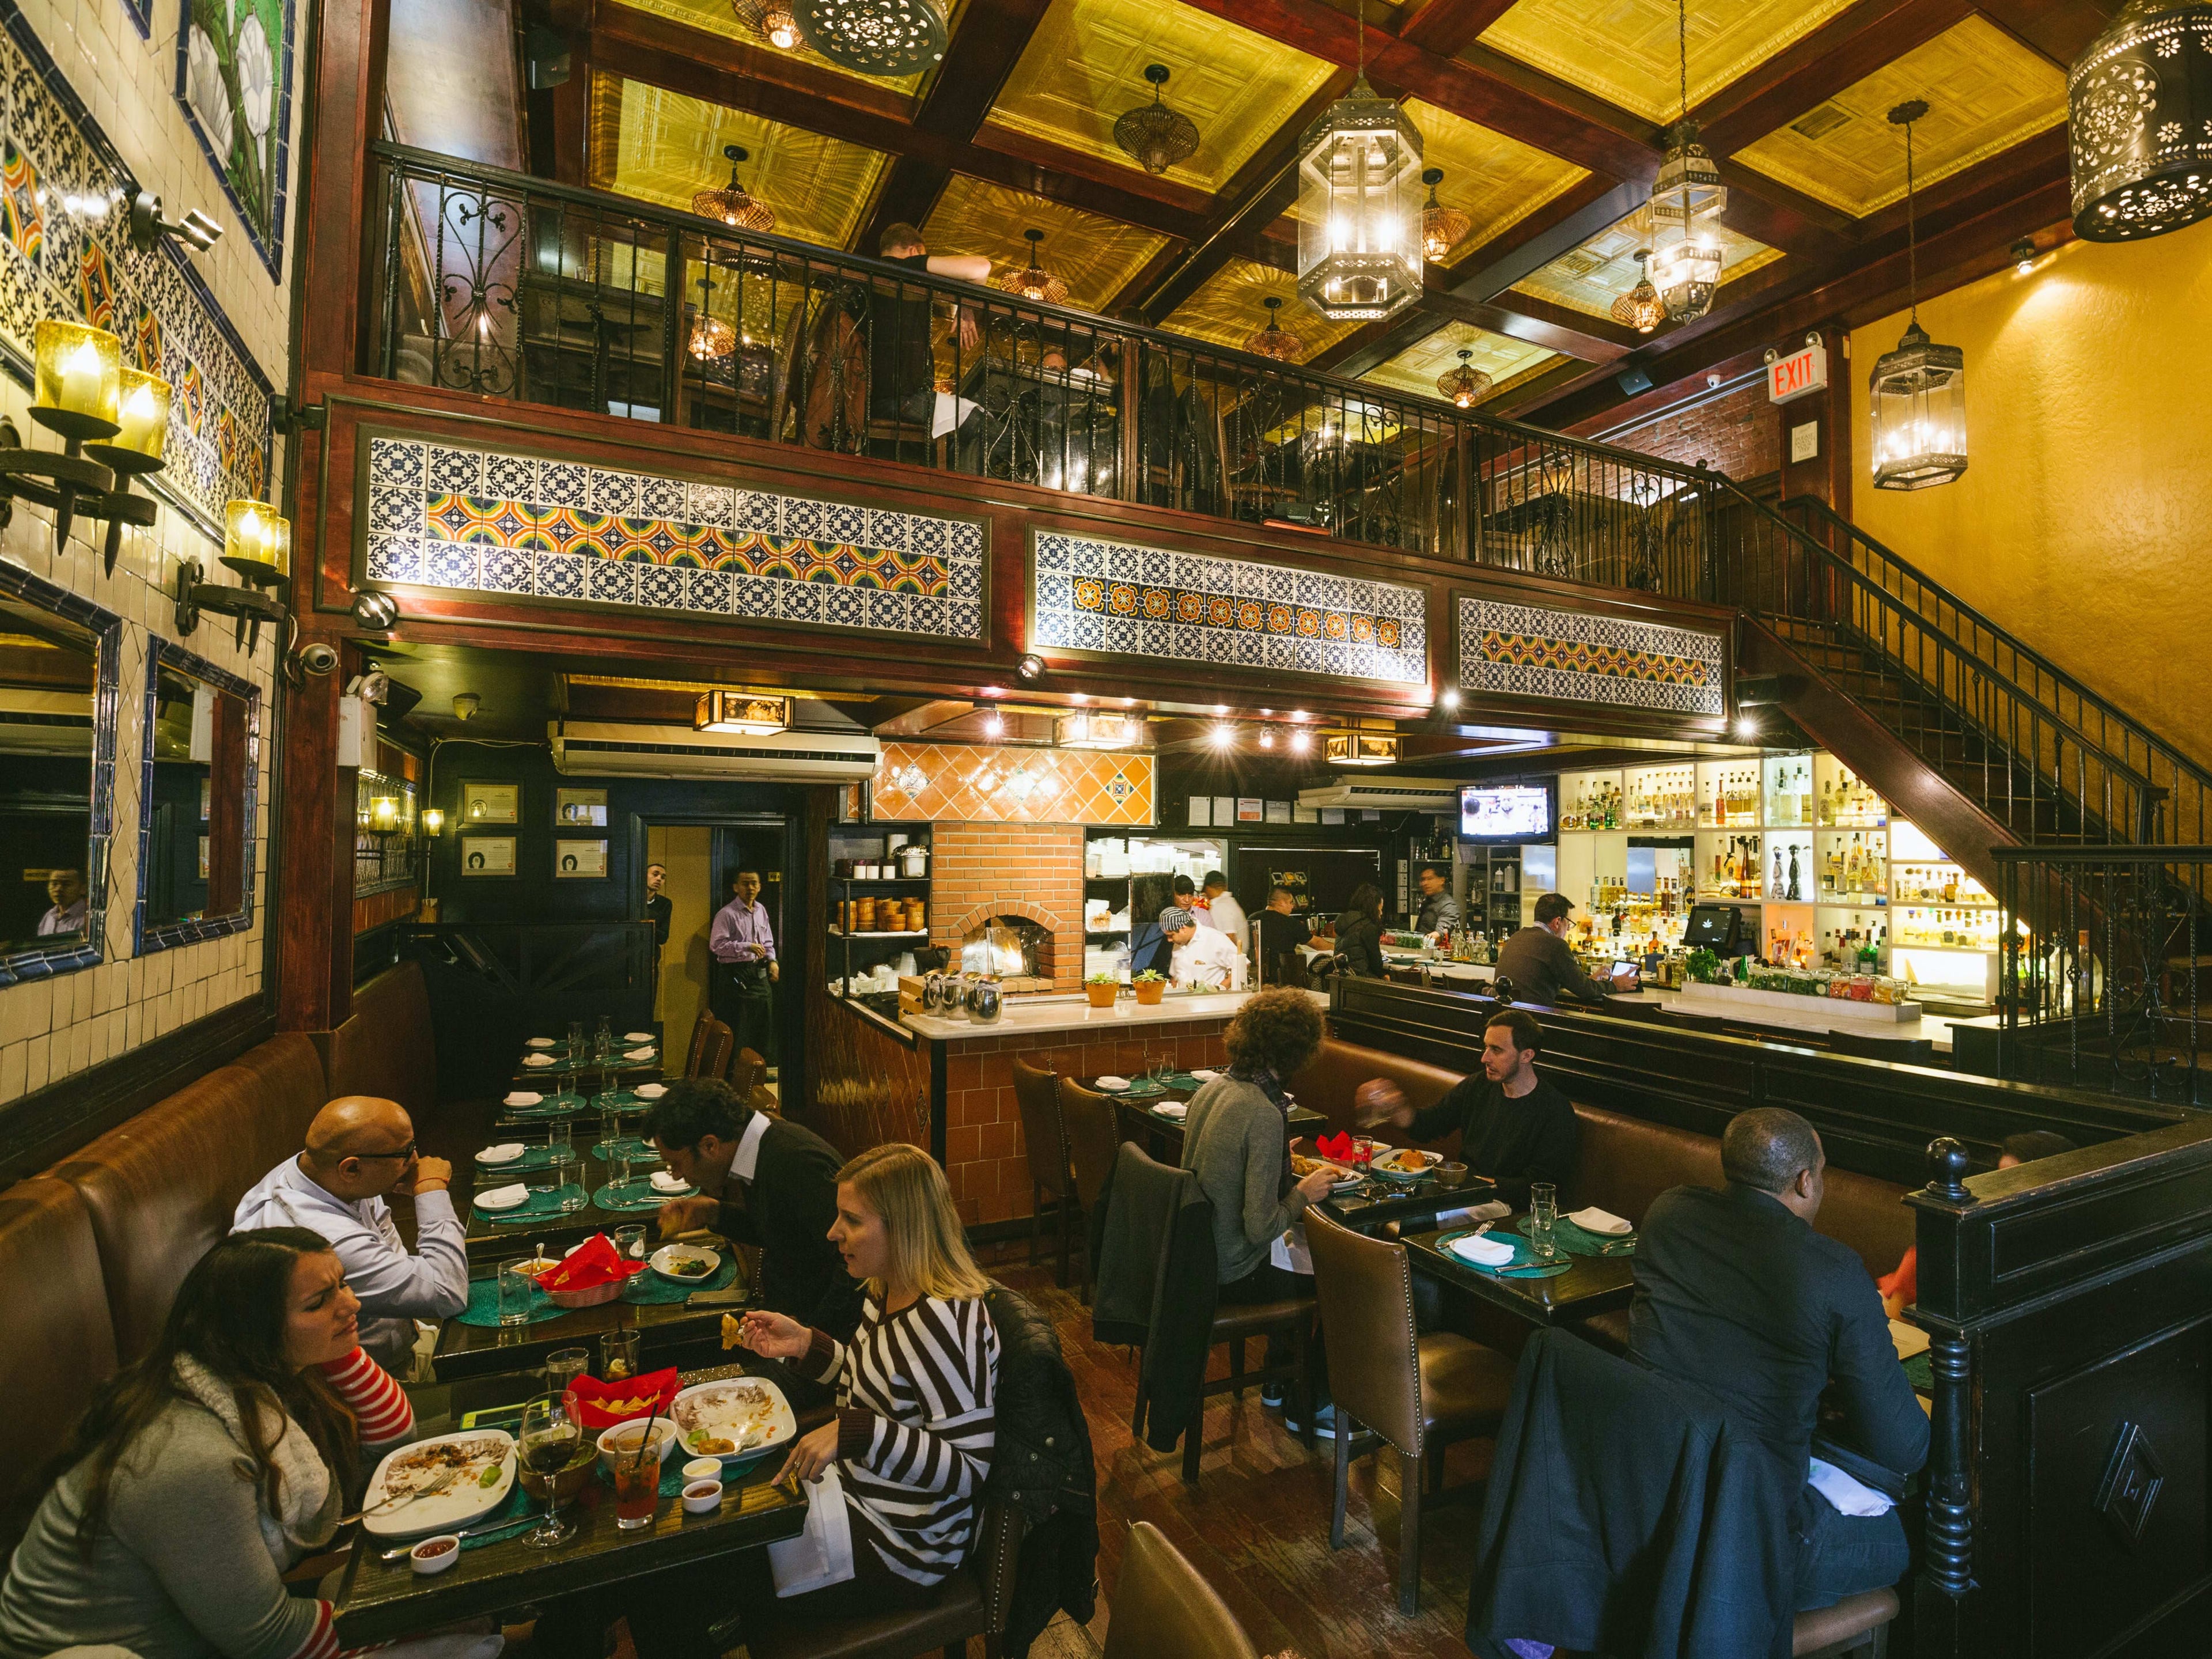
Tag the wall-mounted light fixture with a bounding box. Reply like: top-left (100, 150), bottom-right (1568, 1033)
top-left (452, 693), bottom-right (481, 722)
top-left (1055, 710), bottom-right (1143, 751)
top-left (420, 807), bottom-right (445, 837)
top-left (175, 498), bottom-right (291, 652)
top-left (695, 690), bottom-right (791, 735)
top-left (1324, 730), bottom-right (1400, 766)
top-left (129, 191), bottom-right (222, 253)
top-left (367, 795), bottom-right (403, 835)
top-left (0, 321), bottom-right (173, 565)
top-left (1015, 653), bottom-right (1046, 681)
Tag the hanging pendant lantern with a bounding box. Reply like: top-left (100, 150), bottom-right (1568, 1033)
top-left (1650, 120), bottom-right (1727, 226)
top-left (688, 273), bottom-right (736, 362)
top-left (1870, 100), bottom-right (1967, 491)
top-left (994, 228), bottom-right (1069, 306)
top-left (732, 0), bottom-right (801, 50)
top-left (1296, 9), bottom-right (1423, 324)
top-left (1650, 233), bottom-right (1722, 321)
top-left (1651, 0), bottom-right (1723, 320)
top-left (2068, 0), bottom-right (2212, 241)
top-left (1244, 296), bottom-right (1304, 362)
top-left (797, 0), bottom-right (947, 75)
top-left (691, 145), bottom-right (775, 232)
top-left (1419, 168), bottom-right (1471, 261)
top-left (1610, 249), bottom-right (1666, 333)
top-left (1434, 348), bottom-right (1493, 408)
top-left (1113, 64), bottom-right (1201, 177)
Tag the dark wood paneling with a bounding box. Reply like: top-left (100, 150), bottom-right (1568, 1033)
top-left (276, 649), bottom-right (349, 1033)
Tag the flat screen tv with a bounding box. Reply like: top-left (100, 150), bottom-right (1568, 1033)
top-left (1460, 783), bottom-right (1553, 841)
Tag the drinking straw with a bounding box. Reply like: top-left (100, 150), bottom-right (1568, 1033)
top-left (631, 1403), bottom-right (661, 1473)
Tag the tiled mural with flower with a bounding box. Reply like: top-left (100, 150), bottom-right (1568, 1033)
top-left (0, 9), bottom-right (274, 532)
top-left (1031, 529), bottom-right (1426, 685)
top-left (1456, 596), bottom-right (1726, 716)
top-left (362, 435), bottom-right (988, 641)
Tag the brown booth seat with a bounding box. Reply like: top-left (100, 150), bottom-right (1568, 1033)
top-left (0, 1177), bottom-right (120, 1563)
top-left (317, 960), bottom-right (437, 1116)
top-left (1286, 1038), bottom-right (1464, 1149)
top-left (52, 1033), bottom-right (329, 1365)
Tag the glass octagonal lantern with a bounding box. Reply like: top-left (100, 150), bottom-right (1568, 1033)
top-left (1650, 232), bottom-right (1724, 322)
top-left (1649, 122), bottom-right (1728, 228)
top-left (2068, 0), bottom-right (2212, 241)
top-left (1869, 320), bottom-right (1967, 490)
top-left (1296, 79), bottom-right (1425, 323)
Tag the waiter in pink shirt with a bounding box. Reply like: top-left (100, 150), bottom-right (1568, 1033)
top-left (710, 869), bottom-right (779, 1062)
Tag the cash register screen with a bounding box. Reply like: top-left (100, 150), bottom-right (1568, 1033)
top-left (1684, 902), bottom-right (1747, 953)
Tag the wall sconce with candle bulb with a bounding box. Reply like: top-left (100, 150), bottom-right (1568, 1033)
top-left (174, 498), bottom-right (291, 653)
top-left (0, 320), bottom-right (174, 566)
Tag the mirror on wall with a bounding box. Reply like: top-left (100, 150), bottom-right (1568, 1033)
top-left (0, 580), bottom-right (112, 974)
top-left (139, 649), bottom-right (256, 945)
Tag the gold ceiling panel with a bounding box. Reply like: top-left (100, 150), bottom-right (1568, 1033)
top-left (591, 76), bottom-right (891, 252)
top-left (1361, 321), bottom-right (1558, 404)
top-left (1160, 257), bottom-right (1365, 360)
top-left (1731, 17), bottom-right (2066, 217)
top-left (981, 0), bottom-right (1336, 192)
top-left (1408, 100), bottom-right (1588, 264)
top-left (921, 174), bottom-right (1169, 313)
top-left (1478, 0), bottom-right (1859, 125)
top-left (608, 0), bottom-right (938, 99)
top-left (1510, 204), bottom-right (1784, 321)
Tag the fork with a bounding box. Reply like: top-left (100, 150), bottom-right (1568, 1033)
top-left (349, 1468), bottom-right (462, 1522)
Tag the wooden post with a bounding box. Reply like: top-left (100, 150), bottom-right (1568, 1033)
top-left (1919, 1137), bottom-right (1976, 1626)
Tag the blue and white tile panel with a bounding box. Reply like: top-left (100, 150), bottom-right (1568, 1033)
top-left (1456, 596), bottom-right (1726, 717)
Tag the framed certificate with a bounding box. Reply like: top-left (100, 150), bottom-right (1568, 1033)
top-left (459, 780), bottom-right (520, 826)
top-left (459, 835), bottom-right (517, 876)
top-left (554, 838), bottom-right (609, 879)
top-left (555, 787), bottom-right (608, 827)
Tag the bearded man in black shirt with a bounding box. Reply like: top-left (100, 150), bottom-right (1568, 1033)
top-left (1354, 1007), bottom-right (1576, 1207)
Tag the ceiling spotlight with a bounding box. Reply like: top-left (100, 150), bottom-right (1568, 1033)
top-left (452, 692), bottom-right (481, 722)
top-left (1123, 697), bottom-right (1138, 707)
top-left (983, 711), bottom-right (1005, 737)
top-left (1210, 724), bottom-right (1235, 748)
top-left (2011, 237), bottom-right (2037, 274)
top-left (1259, 727), bottom-right (1277, 749)
top-left (351, 590), bottom-right (400, 631)
top-left (1290, 710), bottom-right (1309, 721)
top-left (1212, 704), bottom-right (1228, 716)
top-left (129, 191), bottom-right (221, 253)
top-left (1071, 691), bottom-right (1088, 704)
top-left (1290, 729), bottom-right (1312, 754)
top-left (1016, 653), bottom-right (1046, 681)
top-left (1733, 714), bottom-right (1758, 738)
top-left (1438, 687), bottom-right (1461, 710)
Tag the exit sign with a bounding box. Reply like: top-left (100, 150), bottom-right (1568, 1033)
top-left (1766, 337), bottom-right (1828, 404)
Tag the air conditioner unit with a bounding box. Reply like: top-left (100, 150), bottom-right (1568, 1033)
top-left (0, 688), bottom-right (95, 755)
top-left (548, 721), bottom-right (880, 781)
top-left (1296, 775), bottom-right (1465, 813)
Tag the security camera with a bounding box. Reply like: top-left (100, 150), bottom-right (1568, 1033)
top-left (296, 642), bottom-right (339, 676)
top-left (344, 668), bottom-right (391, 704)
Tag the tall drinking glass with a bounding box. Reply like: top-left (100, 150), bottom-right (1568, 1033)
top-left (498, 1257), bottom-right (538, 1326)
top-left (544, 1347), bottom-right (589, 1395)
top-left (519, 1392), bottom-right (581, 1547)
top-left (1528, 1181), bottom-right (1559, 1261)
top-left (596, 1016), bottom-right (614, 1061)
top-left (567, 1020), bottom-right (585, 1059)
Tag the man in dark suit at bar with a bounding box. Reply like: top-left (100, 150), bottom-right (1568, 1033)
top-left (1631, 1107), bottom-right (1929, 1615)
top-left (1495, 891), bottom-right (1635, 1005)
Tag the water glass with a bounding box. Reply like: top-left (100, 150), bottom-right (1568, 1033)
top-left (567, 1020), bottom-right (585, 1059)
top-left (599, 1327), bottom-right (642, 1382)
top-left (614, 1224), bottom-right (647, 1263)
top-left (498, 1258), bottom-right (539, 1326)
top-left (596, 1016), bottom-right (614, 1060)
top-left (544, 1347), bottom-right (589, 1394)
top-left (1528, 1181), bottom-right (1559, 1260)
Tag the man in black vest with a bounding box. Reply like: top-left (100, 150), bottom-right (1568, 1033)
top-left (649, 1080), bottom-right (863, 1352)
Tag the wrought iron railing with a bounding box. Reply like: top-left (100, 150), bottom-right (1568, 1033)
top-left (361, 142), bottom-right (2208, 861)
top-left (1994, 846), bottom-right (2209, 1107)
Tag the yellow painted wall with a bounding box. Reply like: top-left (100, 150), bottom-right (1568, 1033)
top-left (647, 825), bottom-right (713, 1055)
top-left (1847, 216), bottom-right (2212, 762)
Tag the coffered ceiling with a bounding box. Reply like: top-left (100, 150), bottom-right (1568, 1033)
top-left (553, 0), bottom-right (2106, 425)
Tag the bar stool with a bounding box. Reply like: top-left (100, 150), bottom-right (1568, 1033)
top-left (1827, 1028), bottom-right (1937, 1065)
top-left (1011, 1056), bottom-right (1076, 1283)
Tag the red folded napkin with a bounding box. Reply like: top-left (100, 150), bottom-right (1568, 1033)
top-left (1316, 1131), bottom-right (1372, 1165)
top-left (566, 1367), bottom-right (680, 1429)
top-left (535, 1232), bottom-right (646, 1293)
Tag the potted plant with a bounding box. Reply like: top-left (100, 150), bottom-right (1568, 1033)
top-left (1084, 972), bottom-right (1120, 1009)
top-left (1131, 969), bottom-right (1167, 1006)
top-left (1684, 947), bottom-right (1718, 985)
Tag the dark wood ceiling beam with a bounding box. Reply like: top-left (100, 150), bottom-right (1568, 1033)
top-left (968, 127), bottom-right (1217, 221)
top-left (1394, 0), bottom-right (1519, 54)
top-left (1975, 0), bottom-right (2119, 66)
top-left (1418, 287), bottom-right (1639, 359)
top-left (1693, 0), bottom-right (1976, 155)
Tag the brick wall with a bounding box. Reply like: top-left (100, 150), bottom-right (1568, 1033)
top-left (1604, 377), bottom-right (1778, 479)
top-left (929, 823), bottom-right (1085, 995)
top-left (940, 1018), bottom-right (1233, 1227)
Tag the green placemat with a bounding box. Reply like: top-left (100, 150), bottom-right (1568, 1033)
top-left (1118, 1077), bottom-right (1168, 1099)
top-left (501, 1093), bottom-right (589, 1119)
top-left (1435, 1228), bottom-right (1575, 1279)
top-left (591, 1134), bottom-right (656, 1161)
top-left (453, 1483), bottom-right (541, 1550)
top-left (594, 1444), bottom-right (773, 1498)
top-left (592, 1090), bottom-right (661, 1114)
top-left (1902, 1351), bottom-right (1932, 1392)
top-left (454, 1275), bottom-right (561, 1328)
top-left (1515, 1214), bottom-right (1637, 1257)
top-left (474, 1185), bottom-right (590, 1225)
top-left (594, 1180), bottom-right (691, 1213)
top-left (623, 1252), bottom-right (740, 1304)
top-left (474, 1145), bottom-right (571, 1174)
top-left (1162, 1072), bottom-right (1203, 1092)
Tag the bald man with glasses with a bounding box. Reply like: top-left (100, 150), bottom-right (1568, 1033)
top-left (233, 1096), bottom-right (469, 1373)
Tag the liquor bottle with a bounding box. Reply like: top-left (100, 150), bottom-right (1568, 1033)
top-left (1787, 844), bottom-right (1801, 902)
top-left (1772, 844), bottom-right (1784, 897)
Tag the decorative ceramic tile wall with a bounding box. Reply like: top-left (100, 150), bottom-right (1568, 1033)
top-left (0, 6), bottom-right (275, 532)
top-left (1031, 530), bottom-right (1426, 686)
top-left (362, 435), bottom-right (988, 642)
top-left (171, 0), bottom-right (294, 280)
top-left (1456, 596), bottom-right (1726, 716)
top-left (872, 741), bottom-right (1156, 825)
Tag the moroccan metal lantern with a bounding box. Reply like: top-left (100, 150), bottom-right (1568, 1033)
top-left (1869, 101), bottom-right (1967, 491)
top-left (689, 274), bottom-right (736, 363)
top-left (1610, 249), bottom-right (1666, 333)
top-left (732, 0), bottom-right (801, 50)
top-left (1650, 121), bottom-right (1727, 227)
top-left (797, 0), bottom-right (946, 75)
top-left (1434, 348), bottom-right (1492, 409)
top-left (1113, 64), bottom-right (1200, 177)
top-left (993, 228), bottom-right (1069, 306)
top-left (1650, 232), bottom-right (1722, 322)
top-left (1419, 168), bottom-right (1471, 261)
top-left (1244, 296), bottom-right (1304, 362)
top-left (2069, 0), bottom-right (2212, 241)
top-left (691, 145), bottom-right (775, 232)
top-left (1295, 73), bottom-right (1425, 322)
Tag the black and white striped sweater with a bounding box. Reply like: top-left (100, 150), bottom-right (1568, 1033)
top-left (805, 1291), bottom-right (999, 1586)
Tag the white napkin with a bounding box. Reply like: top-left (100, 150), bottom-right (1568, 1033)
top-left (636, 1083), bottom-right (667, 1099)
top-left (525, 1037), bottom-right (556, 1048)
top-left (477, 1143), bottom-right (525, 1164)
top-left (1567, 1206), bottom-right (1634, 1236)
top-left (476, 1184), bottom-right (529, 1210)
top-left (1807, 1457), bottom-right (1895, 1517)
top-left (650, 1169), bottom-right (688, 1194)
top-left (1435, 1200), bottom-right (1511, 1229)
top-left (769, 1465), bottom-right (855, 1595)
top-left (503, 1092), bottom-right (543, 1107)
top-left (624, 1047), bottom-right (656, 1060)
top-left (625, 1031), bottom-right (654, 1042)
top-left (1152, 1102), bottom-right (1188, 1119)
top-left (931, 392), bottom-right (979, 440)
top-left (1191, 1068), bottom-right (1220, 1082)
top-left (1095, 1075), bottom-right (1130, 1091)
top-left (523, 1054), bottom-right (556, 1067)
top-left (1447, 1232), bottom-right (1516, 1267)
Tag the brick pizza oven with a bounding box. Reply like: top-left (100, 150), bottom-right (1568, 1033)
top-left (928, 821), bottom-right (1084, 995)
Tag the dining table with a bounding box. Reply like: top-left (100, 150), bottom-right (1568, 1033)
top-left (1400, 1215), bottom-right (1638, 1327)
top-left (323, 1362), bottom-right (805, 1642)
top-left (1086, 1072), bottom-right (1327, 1165)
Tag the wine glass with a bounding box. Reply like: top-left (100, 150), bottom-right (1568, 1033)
top-left (519, 1391), bottom-right (581, 1547)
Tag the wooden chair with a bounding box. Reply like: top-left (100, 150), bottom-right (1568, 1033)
top-left (1101, 1521), bottom-right (1259, 1659)
top-left (745, 1497), bottom-right (1022, 1659)
top-left (729, 1046), bottom-right (781, 1111)
top-left (1304, 1208), bottom-right (1517, 1614)
top-left (683, 1014), bottom-right (735, 1082)
top-left (1827, 1028), bottom-right (1938, 1065)
top-left (1011, 1057), bottom-right (1076, 1285)
top-left (1058, 1077), bottom-right (1120, 1305)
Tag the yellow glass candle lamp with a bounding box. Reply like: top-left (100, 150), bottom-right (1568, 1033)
top-left (369, 796), bottom-right (402, 833)
top-left (223, 499), bottom-right (291, 579)
top-left (420, 807), bottom-right (445, 836)
top-left (33, 321), bottom-right (123, 428)
top-left (111, 369), bottom-right (173, 461)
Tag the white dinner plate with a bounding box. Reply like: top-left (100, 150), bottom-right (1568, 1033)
top-left (625, 1031), bottom-right (655, 1042)
top-left (503, 1092), bottom-right (542, 1107)
top-left (474, 1185), bottom-right (529, 1211)
top-left (635, 1083), bottom-right (667, 1099)
top-left (524, 1037), bottom-right (556, 1049)
top-left (669, 1377), bottom-right (797, 1472)
top-left (1095, 1075), bottom-right (1130, 1091)
top-left (362, 1431), bottom-right (516, 1540)
top-left (475, 1143), bottom-right (526, 1165)
top-left (649, 1243), bottom-right (722, 1284)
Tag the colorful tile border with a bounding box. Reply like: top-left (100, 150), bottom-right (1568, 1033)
top-left (1456, 597), bottom-right (1725, 717)
top-left (361, 435), bottom-right (987, 642)
top-left (873, 742), bottom-right (1155, 826)
top-left (0, 5), bottom-right (275, 533)
top-left (1031, 530), bottom-right (1426, 685)
top-left (133, 636), bottom-right (260, 956)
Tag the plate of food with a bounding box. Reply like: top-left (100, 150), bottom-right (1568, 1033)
top-left (1290, 1153), bottom-right (1363, 1194)
top-left (1369, 1146), bottom-right (1444, 1181)
top-left (649, 1243), bottom-right (722, 1283)
top-left (671, 1377), bottom-right (796, 1472)
top-left (362, 1431), bottom-right (516, 1540)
